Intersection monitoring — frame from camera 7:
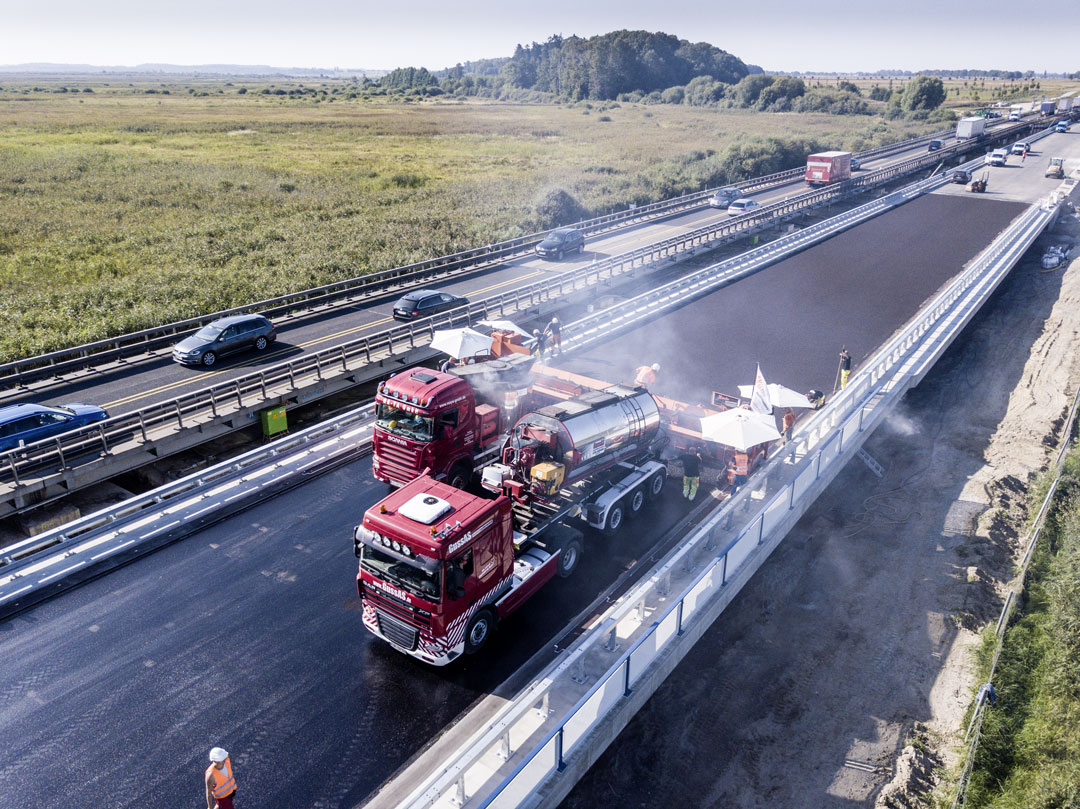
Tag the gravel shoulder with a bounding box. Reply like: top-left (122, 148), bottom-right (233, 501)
top-left (559, 209), bottom-right (1080, 809)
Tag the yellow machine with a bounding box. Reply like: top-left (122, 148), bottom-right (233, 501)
top-left (1046, 157), bottom-right (1065, 179)
top-left (967, 173), bottom-right (988, 193)
top-left (530, 462), bottom-right (565, 495)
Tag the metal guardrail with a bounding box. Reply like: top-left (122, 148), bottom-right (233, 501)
top-left (950, 384), bottom-right (1080, 809)
top-left (377, 185), bottom-right (1062, 809)
top-left (0, 129), bottom-right (958, 388)
top-left (0, 133), bottom-right (1014, 507)
top-left (0, 405), bottom-right (376, 619)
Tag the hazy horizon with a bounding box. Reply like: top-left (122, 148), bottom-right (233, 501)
top-left (5, 0), bottom-right (1080, 75)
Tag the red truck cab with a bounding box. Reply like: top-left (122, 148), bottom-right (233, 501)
top-left (355, 475), bottom-right (572, 665)
top-left (372, 369), bottom-right (502, 488)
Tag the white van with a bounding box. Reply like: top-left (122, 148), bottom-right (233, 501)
top-left (986, 149), bottom-right (1008, 167)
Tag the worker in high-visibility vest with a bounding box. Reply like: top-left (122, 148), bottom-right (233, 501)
top-left (728, 451), bottom-right (749, 496)
top-left (634, 363), bottom-right (660, 388)
top-left (839, 348), bottom-right (852, 389)
top-left (205, 747), bottom-right (238, 809)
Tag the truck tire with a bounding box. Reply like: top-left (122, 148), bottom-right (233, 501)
top-left (627, 487), bottom-right (646, 518)
top-left (464, 608), bottom-right (496, 655)
top-left (556, 537), bottom-right (583, 578)
top-left (448, 462), bottom-right (471, 490)
top-left (603, 500), bottom-right (625, 536)
top-left (646, 469), bottom-right (667, 500)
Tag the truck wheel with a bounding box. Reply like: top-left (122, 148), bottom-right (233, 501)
top-left (464, 609), bottom-right (496, 655)
top-left (603, 501), bottom-right (625, 536)
top-left (627, 487), bottom-right (646, 518)
top-left (646, 469), bottom-right (667, 500)
top-left (556, 537), bottom-right (583, 578)
top-left (448, 462), bottom-right (471, 490)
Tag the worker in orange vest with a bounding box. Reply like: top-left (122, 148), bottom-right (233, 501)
top-left (634, 363), bottom-right (660, 388)
top-left (205, 747), bottom-right (238, 809)
top-left (728, 451), bottom-right (749, 496)
top-left (783, 408), bottom-right (797, 441)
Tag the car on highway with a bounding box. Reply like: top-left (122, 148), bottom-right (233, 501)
top-left (534, 227), bottom-right (585, 260)
top-left (986, 149), bottom-right (1009, 167)
top-left (1009, 112), bottom-right (1021, 122)
top-left (1055, 121), bottom-right (1069, 133)
top-left (950, 169), bottom-right (972, 185)
top-left (1011, 141), bottom-right (1030, 155)
top-left (849, 155), bottom-right (862, 171)
top-left (0, 402), bottom-right (109, 452)
top-left (927, 139), bottom-right (944, 152)
top-left (707, 187), bottom-right (741, 208)
top-left (726, 198), bottom-right (761, 216)
top-left (391, 289), bottom-right (469, 321)
top-left (171, 313), bottom-right (276, 367)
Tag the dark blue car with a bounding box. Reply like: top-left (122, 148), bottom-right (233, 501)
top-left (0, 402), bottom-right (109, 452)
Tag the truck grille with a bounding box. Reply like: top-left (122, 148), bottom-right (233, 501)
top-left (376, 609), bottom-right (419, 651)
top-left (375, 440), bottom-right (422, 484)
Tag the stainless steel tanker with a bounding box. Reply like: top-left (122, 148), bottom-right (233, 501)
top-left (483, 384), bottom-right (661, 499)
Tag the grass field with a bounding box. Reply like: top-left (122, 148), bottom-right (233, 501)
top-left (0, 79), bottom-right (952, 361)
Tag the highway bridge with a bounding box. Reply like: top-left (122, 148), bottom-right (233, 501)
top-left (0, 120), bottom-right (1077, 809)
top-left (0, 115), bottom-right (1051, 518)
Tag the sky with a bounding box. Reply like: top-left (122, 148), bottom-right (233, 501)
top-left (4, 0), bottom-right (1079, 74)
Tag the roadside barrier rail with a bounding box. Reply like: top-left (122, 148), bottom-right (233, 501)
top-left (0, 405), bottom-right (376, 619)
top-left (0, 129), bottom-right (961, 388)
top-left (374, 187), bottom-right (1062, 809)
top-left (0, 134), bottom-right (1022, 512)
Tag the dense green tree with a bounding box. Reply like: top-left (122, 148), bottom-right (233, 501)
top-left (901, 75), bottom-right (946, 111)
top-left (499, 30), bottom-right (748, 100)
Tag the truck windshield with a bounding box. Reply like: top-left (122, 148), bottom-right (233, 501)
top-left (376, 403), bottom-right (434, 441)
top-left (361, 545), bottom-right (442, 602)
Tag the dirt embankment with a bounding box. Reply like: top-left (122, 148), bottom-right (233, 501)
top-left (561, 209), bottom-right (1080, 809)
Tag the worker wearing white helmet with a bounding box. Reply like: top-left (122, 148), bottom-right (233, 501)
top-left (205, 747), bottom-right (238, 809)
top-left (634, 363), bottom-right (660, 389)
top-left (545, 316), bottom-right (562, 355)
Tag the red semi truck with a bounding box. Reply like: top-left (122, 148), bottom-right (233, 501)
top-left (372, 359), bottom-right (753, 489)
top-left (805, 151), bottom-right (852, 186)
top-left (356, 380), bottom-right (669, 664)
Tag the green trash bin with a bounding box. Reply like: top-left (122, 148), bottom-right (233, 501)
top-left (261, 405), bottom-right (288, 437)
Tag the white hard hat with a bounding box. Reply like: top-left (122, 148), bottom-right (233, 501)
top-left (651, 363), bottom-right (660, 372)
top-left (551, 316), bottom-right (559, 323)
top-left (209, 747), bottom-right (229, 762)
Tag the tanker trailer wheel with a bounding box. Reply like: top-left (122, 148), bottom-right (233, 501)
top-left (602, 500), bottom-right (626, 536)
top-left (448, 462), bottom-right (471, 490)
top-left (646, 469), bottom-right (667, 500)
top-left (556, 537), bottom-right (583, 578)
top-left (627, 487), bottom-right (646, 518)
top-left (464, 608), bottom-right (496, 655)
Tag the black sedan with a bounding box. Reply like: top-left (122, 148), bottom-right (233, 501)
top-left (392, 290), bottom-right (469, 321)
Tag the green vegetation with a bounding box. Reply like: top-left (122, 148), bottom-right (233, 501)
top-left (0, 82), bottom-right (952, 360)
top-left (965, 449), bottom-right (1080, 808)
top-left (499, 30), bottom-right (748, 100)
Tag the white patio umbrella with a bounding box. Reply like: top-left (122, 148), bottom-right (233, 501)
top-left (430, 327), bottom-right (494, 359)
top-left (477, 319), bottom-right (531, 338)
top-left (700, 408), bottom-right (782, 451)
top-left (736, 382), bottom-right (812, 409)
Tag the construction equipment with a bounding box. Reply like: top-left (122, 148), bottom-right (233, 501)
top-left (967, 173), bottom-right (989, 193)
top-left (1046, 157), bottom-right (1065, 180)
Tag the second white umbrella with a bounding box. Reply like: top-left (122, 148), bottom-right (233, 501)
top-left (700, 408), bottom-right (781, 451)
